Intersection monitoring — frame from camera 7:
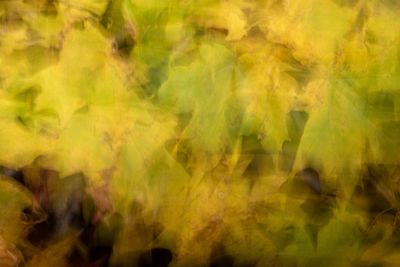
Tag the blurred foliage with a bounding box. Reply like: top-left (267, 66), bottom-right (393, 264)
top-left (1, 0), bottom-right (400, 266)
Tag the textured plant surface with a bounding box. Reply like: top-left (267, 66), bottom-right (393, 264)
top-left (1, 0), bottom-right (400, 266)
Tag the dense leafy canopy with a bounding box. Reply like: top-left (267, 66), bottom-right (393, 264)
top-left (1, 0), bottom-right (400, 266)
